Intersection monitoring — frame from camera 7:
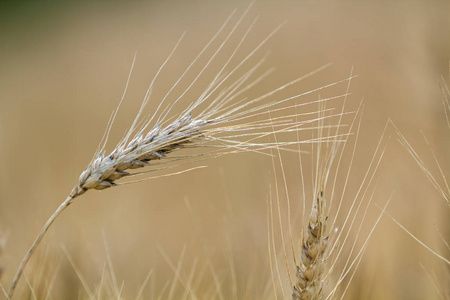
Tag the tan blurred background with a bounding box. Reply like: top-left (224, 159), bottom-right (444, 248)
top-left (0, 0), bottom-right (449, 299)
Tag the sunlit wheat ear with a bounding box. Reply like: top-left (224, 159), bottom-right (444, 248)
top-left (7, 7), bottom-right (354, 298)
top-left (266, 85), bottom-right (392, 299)
top-left (267, 102), bottom-right (338, 300)
top-left (293, 189), bottom-right (329, 299)
top-left (313, 117), bottom-right (391, 300)
top-left (292, 104), bottom-right (335, 300)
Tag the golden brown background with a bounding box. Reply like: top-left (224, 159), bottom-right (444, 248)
top-left (0, 0), bottom-right (449, 299)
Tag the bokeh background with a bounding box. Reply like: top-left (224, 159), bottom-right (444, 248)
top-left (0, 0), bottom-right (449, 299)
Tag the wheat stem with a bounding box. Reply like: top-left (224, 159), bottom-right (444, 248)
top-left (7, 186), bottom-right (83, 299)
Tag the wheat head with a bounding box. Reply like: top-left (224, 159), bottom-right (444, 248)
top-left (293, 189), bottom-right (329, 300)
top-left (6, 8), bottom-right (352, 299)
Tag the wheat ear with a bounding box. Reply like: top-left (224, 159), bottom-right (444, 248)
top-left (7, 10), bottom-right (352, 298)
top-left (290, 99), bottom-right (336, 300)
top-left (292, 175), bottom-right (329, 299)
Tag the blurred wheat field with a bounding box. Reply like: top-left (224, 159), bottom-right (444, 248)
top-left (0, 0), bottom-right (449, 299)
